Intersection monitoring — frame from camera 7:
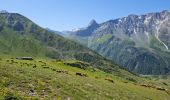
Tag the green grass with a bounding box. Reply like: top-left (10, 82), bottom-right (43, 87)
top-left (0, 58), bottom-right (170, 100)
top-left (96, 34), bottom-right (112, 43)
top-left (0, 27), bottom-right (46, 57)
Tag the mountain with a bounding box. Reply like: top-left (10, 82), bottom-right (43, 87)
top-left (46, 28), bottom-right (67, 37)
top-left (0, 11), bottom-right (138, 78)
top-left (1, 11), bottom-right (170, 99)
top-left (67, 10), bottom-right (170, 75)
top-left (70, 19), bottom-right (99, 37)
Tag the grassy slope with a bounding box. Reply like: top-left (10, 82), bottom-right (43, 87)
top-left (0, 58), bottom-right (170, 100)
top-left (0, 27), bottom-right (46, 58)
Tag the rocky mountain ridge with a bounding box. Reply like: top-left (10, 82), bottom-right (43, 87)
top-left (67, 10), bottom-right (170, 75)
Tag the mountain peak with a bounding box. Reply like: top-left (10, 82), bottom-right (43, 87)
top-left (162, 10), bottom-right (169, 13)
top-left (88, 19), bottom-right (98, 27)
top-left (161, 10), bottom-right (170, 15)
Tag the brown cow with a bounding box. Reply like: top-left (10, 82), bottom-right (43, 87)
top-left (76, 72), bottom-right (87, 77)
top-left (105, 78), bottom-right (114, 83)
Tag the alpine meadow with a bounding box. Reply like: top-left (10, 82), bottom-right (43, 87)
top-left (0, 0), bottom-right (170, 100)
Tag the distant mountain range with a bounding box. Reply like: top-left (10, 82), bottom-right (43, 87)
top-left (66, 10), bottom-right (170, 75)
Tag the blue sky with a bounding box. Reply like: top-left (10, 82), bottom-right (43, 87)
top-left (0, 0), bottom-right (170, 31)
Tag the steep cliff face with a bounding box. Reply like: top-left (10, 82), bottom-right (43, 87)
top-left (68, 10), bottom-right (170, 75)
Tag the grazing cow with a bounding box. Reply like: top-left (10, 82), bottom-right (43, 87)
top-left (140, 84), bottom-right (169, 94)
top-left (56, 70), bottom-right (68, 74)
top-left (105, 78), bottom-right (114, 83)
top-left (16, 57), bottom-right (34, 60)
top-left (156, 87), bottom-right (167, 91)
top-left (140, 84), bottom-right (156, 88)
top-left (43, 66), bottom-right (49, 69)
top-left (140, 84), bottom-right (148, 87)
top-left (76, 72), bottom-right (87, 77)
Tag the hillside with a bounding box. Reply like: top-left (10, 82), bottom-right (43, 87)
top-left (0, 58), bottom-right (170, 99)
top-left (67, 10), bottom-right (170, 75)
top-left (0, 12), bottom-right (137, 78)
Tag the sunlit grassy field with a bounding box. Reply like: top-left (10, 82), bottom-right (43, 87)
top-left (0, 58), bottom-right (170, 100)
